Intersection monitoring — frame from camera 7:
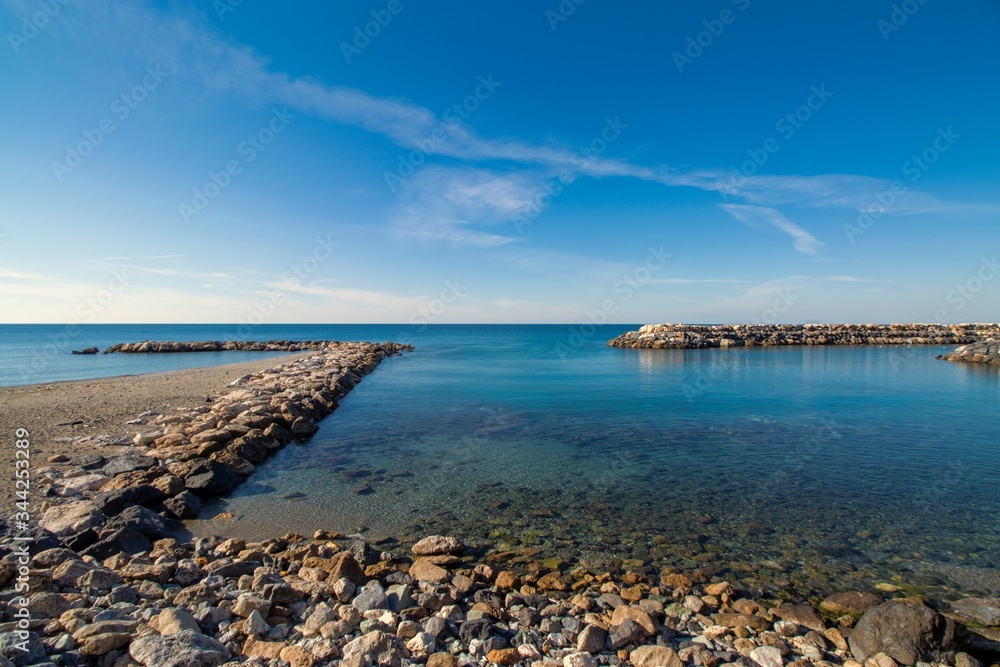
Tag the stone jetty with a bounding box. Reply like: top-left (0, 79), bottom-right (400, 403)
top-left (102, 340), bottom-right (340, 354)
top-left (941, 340), bottom-right (1000, 365)
top-left (607, 323), bottom-right (1000, 350)
top-left (4, 341), bottom-right (999, 666)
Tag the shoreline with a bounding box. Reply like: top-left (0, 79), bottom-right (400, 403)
top-left (0, 352), bottom-right (315, 514)
top-left (0, 340), bottom-right (998, 666)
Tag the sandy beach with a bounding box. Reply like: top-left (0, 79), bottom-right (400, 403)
top-left (0, 352), bottom-right (312, 513)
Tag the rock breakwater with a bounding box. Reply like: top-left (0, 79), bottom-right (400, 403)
top-left (102, 340), bottom-right (348, 354)
top-left (607, 324), bottom-right (1000, 349)
top-left (941, 340), bottom-right (999, 365)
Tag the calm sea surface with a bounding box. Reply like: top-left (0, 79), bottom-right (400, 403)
top-left (2, 324), bottom-right (998, 603)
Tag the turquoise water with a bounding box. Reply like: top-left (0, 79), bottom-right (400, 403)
top-left (2, 325), bottom-right (997, 602)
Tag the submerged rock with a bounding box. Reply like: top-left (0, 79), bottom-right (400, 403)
top-left (849, 598), bottom-right (958, 664)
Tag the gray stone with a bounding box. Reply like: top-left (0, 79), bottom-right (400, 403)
top-left (163, 491), bottom-right (201, 519)
top-left (104, 505), bottom-right (173, 539)
top-left (340, 630), bottom-right (406, 667)
top-left (576, 624), bottom-right (607, 653)
top-left (0, 632), bottom-right (46, 667)
top-left (129, 629), bottom-right (230, 667)
top-left (849, 599), bottom-right (958, 665)
top-left (158, 608), bottom-right (200, 636)
top-left (353, 581), bottom-right (389, 612)
top-left (952, 597), bottom-right (1000, 627)
top-left (103, 454), bottom-right (156, 476)
top-left (38, 501), bottom-right (105, 536)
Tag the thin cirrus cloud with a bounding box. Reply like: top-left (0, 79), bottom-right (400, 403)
top-left (719, 204), bottom-right (824, 255)
top-left (17, 1), bottom-right (992, 253)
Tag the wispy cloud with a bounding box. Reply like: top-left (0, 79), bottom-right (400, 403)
top-left (647, 278), bottom-right (752, 284)
top-left (827, 275), bottom-right (894, 283)
top-left (720, 204), bottom-right (824, 255)
top-left (28, 0), bottom-right (995, 246)
top-left (392, 167), bottom-right (534, 247)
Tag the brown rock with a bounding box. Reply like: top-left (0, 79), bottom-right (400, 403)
top-left (495, 570), bottom-right (520, 590)
top-left (611, 605), bottom-right (657, 637)
top-left (820, 592), bottom-right (883, 617)
top-left (427, 654), bottom-right (458, 667)
top-left (243, 637), bottom-right (286, 660)
top-left (773, 603), bottom-right (826, 632)
top-left (537, 572), bottom-right (570, 591)
top-left (713, 613), bottom-right (770, 632)
top-left (630, 645), bottom-right (683, 667)
top-left (486, 648), bottom-right (520, 665)
top-left (661, 572), bottom-right (692, 588)
top-left (326, 552), bottom-right (367, 586)
top-left (411, 535), bottom-right (463, 555)
top-left (409, 559), bottom-right (450, 583)
top-left (620, 585), bottom-right (643, 602)
top-left (279, 645), bottom-right (315, 667)
top-left (79, 632), bottom-right (132, 655)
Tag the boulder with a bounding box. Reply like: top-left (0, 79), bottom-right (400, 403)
top-left (184, 460), bottom-right (242, 497)
top-left (39, 500), bottom-right (105, 536)
top-left (820, 591), bottom-right (883, 617)
top-left (130, 629), bottom-right (230, 667)
top-left (849, 598), bottom-right (958, 665)
top-left (158, 608), bottom-right (201, 635)
top-left (341, 630), bottom-right (407, 667)
top-left (103, 454), bottom-right (157, 476)
top-left (327, 552), bottom-right (367, 586)
top-left (411, 535), bottom-right (464, 556)
top-left (96, 485), bottom-right (165, 516)
top-left (104, 505), bottom-right (173, 539)
top-left (952, 597), bottom-right (1000, 627)
top-left (163, 490), bottom-right (201, 519)
top-left (630, 645), bottom-right (683, 667)
top-left (772, 603), bottom-right (826, 632)
top-left (81, 527), bottom-right (151, 560)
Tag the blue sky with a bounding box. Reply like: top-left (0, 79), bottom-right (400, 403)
top-left (1, 0), bottom-right (998, 324)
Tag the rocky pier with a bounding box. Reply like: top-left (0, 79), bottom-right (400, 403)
top-left (101, 340), bottom-right (342, 354)
top-left (940, 340), bottom-right (1000, 365)
top-left (607, 324), bottom-right (1000, 350)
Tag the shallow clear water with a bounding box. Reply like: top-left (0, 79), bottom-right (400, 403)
top-left (3, 324), bottom-right (997, 603)
top-left (173, 325), bottom-right (1000, 605)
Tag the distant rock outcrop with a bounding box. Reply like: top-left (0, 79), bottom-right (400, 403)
top-left (941, 339), bottom-right (999, 364)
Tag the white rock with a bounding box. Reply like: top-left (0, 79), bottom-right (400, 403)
top-left (751, 645), bottom-right (786, 667)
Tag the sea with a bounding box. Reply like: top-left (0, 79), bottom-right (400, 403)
top-left (2, 323), bottom-right (998, 603)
